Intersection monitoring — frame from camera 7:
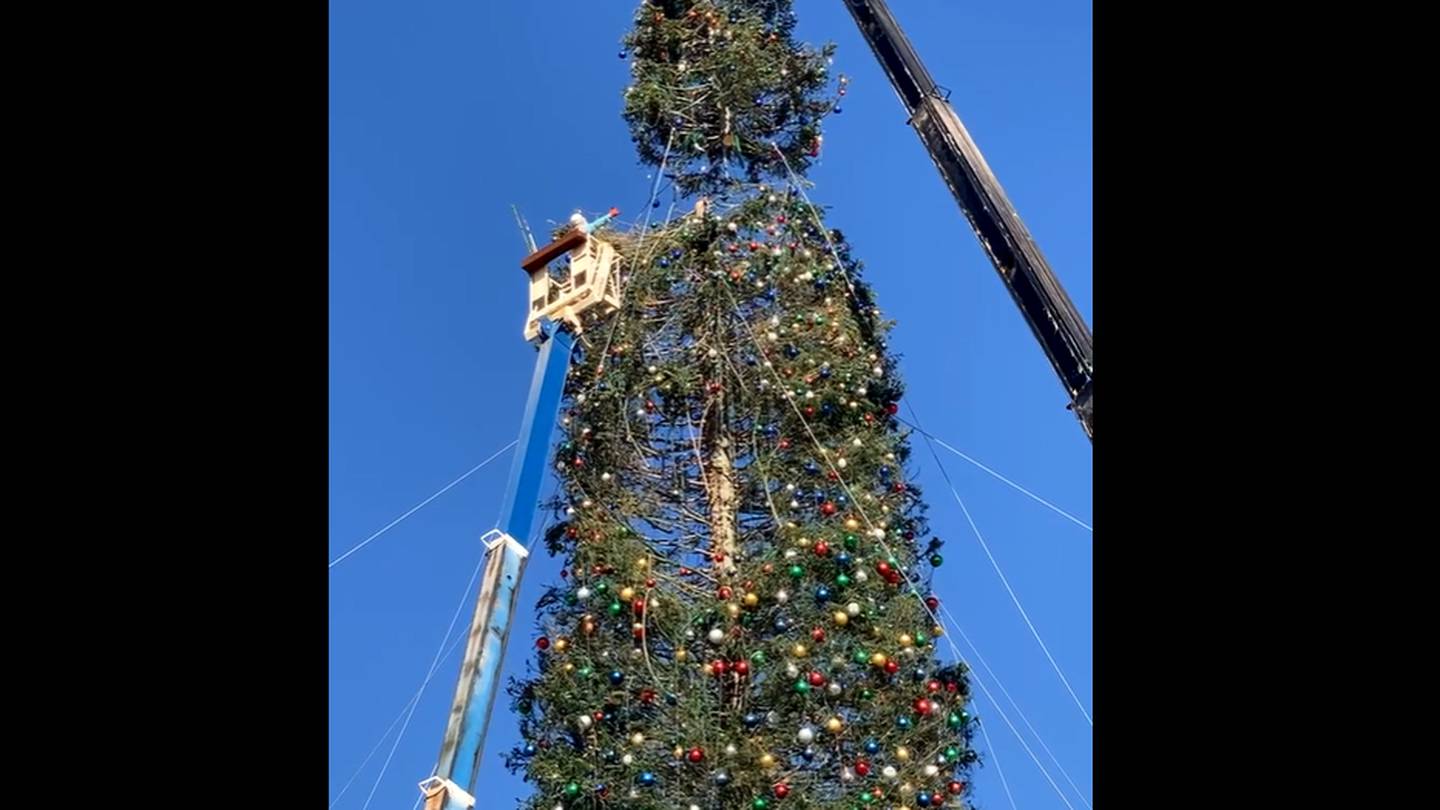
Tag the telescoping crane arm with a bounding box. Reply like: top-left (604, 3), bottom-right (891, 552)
top-left (840, 0), bottom-right (1093, 440)
top-left (420, 211), bottom-right (622, 810)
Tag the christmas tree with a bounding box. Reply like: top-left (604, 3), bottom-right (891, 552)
top-left (506, 2), bottom-right (976, 808)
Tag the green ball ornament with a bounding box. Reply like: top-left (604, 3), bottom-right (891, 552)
top-left (859, 792), bottom-right (874, 804)
top-left (945, 746), bottom-right (960, 761)
top-left (579, 666), bottom-right (593, 678)
top-left (836, 573), bottom-right (852, 588)
top-left (750, 650), bottom-right (767, 664)
top-left (914, 631), bottom-right (928, 647)
top-left (789, 564), bottom-right (805, 578)
top-left (947, 712), bottom-right (963, 728)
top-left (753, 800), bottom-right (770, 810)
top-left (595, 582), bottom-right (609, 594)
top-left (608, 601), bottom-right (623, 616)
top-left (853, 650), bottom-right (870, 664)
top-left (564, 782), bottom-right (580, 798)
top-left (844, 534), bottom-right (859, 550)
top-left (929, 553), bottom-right (944, 567)
top-left (795, 680), bottom-right (811, 694)
top-left (861, 688), bottom-right (875, 700)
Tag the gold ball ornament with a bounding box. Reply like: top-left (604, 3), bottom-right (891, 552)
top-left (825, 716), bottom-right (844, 733)
top-left (620, 586), bottom-right (636, 602)
top-left (898, 633), bottom-right (914, 648)
top-left (895, 746), bottom-right (911, 761)
top-left (744, 592), bottom-right (760, 607)
top-left (870, 652), bottom-right (888, 667)
top-left (675, 648), bottom-right (688, 662)
top-left (726, 603), bottom-right (741, 618)
top-left (759, 753), bottom-right (777, 769)
top-left (630, 732), bottom-right (645, 745)
top-left (833, 611), bottom-right (850, 626)
top-left (791, 643), bottom-right (809, 658)
top-left (554, 638), bottom-right (570, 653)
top-left (845, 518), bottom-right (861, 531)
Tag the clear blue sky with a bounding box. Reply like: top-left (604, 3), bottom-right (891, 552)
top-left (329, 2), bottom-right (1091, 808)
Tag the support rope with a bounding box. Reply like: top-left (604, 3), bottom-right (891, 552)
top-left (329, 440), bottom-right (518, 570)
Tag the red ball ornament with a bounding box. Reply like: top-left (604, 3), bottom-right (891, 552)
top-left (712, 552), bottom-right (726, 564)
top-left (688, 747), bottom-right (705, 763)
top-left (734, 660), bottom-right (751, 676)
top-left (778, 438), bottom-right (792, 450)
top-left (646, 578), bottom-right (657, 588)
top-left (632, 624), bottom-right (646, 639)
top-left (892, 482), bottom-right (907, 493)
top-left (536, 637), bottom-right (550, 650)
top-left (854, 761), bottom-right (871, 777)
top-left (927, 680), bottom-right (942, 693)
top-left (914, 698), bottom-right (934, 715)
top-left (811, 627), bottom-right (826, 642)
top-left (925, 595), bottom-right (940, 610)
top-left (820, 502), bottom-right (837, 516)
top-left (876, 561), bottom-right (891, 576)
top-left (808, 670), bottom-right (826, 686)
top-left (884, 660), bottom-right (899, 675)
top-left (640, 689), bottom-right (656, 704)
top-left (632, 598), bottom-right (646, 615)
top-left (948, 781), bottom-right (965, 795)
top-left (886, 403), bottom-right (899, 415)
top-left (711, 659), bottom-right (728, 676)
top-left (774, 783), bottom-right (791, 799)
top-left (814, 541), bottom-right (830, 556)
top-left (718, 586), bottom-right (734, 600)
top-left (593, 711), bottom-right (605, 722)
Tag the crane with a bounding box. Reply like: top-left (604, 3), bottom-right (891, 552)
top-left (418, 209), bottom-right (621, 810)
top-left (840, 0), bottom-right (1094, 440)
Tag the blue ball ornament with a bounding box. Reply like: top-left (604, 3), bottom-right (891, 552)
top-left (864, 739), bottom-right (880, 755)
top-left (917, 792), bottom-right (933, 807)
top-left (523, 742), bottom-right (537, 756)
top-left (608, 670), bottom-right (625, 685)
top-left (638, 772), bottom-right (657, 787)
top-left (744, 712), bottom-right (762, 728)
top-left (836, 552), bottom-right (853, 567)
top-left (897, 715), bottom-right (913, 730)
top-left (814, 585), bottom-right (832, 602)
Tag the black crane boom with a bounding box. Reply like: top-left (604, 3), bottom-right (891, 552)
top-left (840, 0), bottom-right (1094, 440)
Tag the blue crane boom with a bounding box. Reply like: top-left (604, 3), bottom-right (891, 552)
top-left (419, 211), bottom-right (618, 810)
